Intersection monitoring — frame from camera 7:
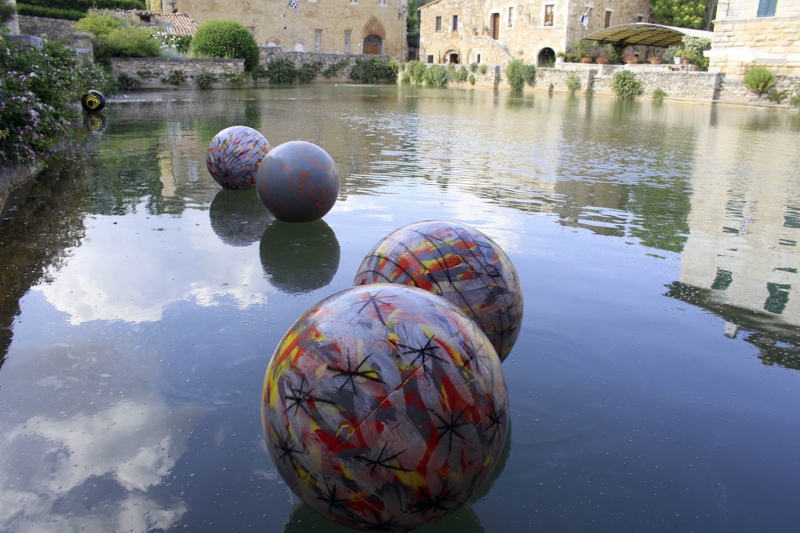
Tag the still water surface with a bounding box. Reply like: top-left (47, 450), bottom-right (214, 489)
top-left (1, 85), bottom-right (800, 532)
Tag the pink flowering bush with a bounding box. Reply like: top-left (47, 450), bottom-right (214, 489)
top-left (1, 30), bottom-right (106, 164)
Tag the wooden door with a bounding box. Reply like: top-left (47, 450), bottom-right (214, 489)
top-left (365, 44), bottom-right (379, 55)
top-left (491, 14), bottom-right (500, 40)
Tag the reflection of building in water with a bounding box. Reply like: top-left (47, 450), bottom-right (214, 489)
top-left (670, 109), bottom-right (800, 368)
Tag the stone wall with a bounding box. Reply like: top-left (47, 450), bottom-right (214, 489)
top-left (110, 58), bottom-right (247, 90)
top-left (18, 15), bottom-right (76, 41)
top-left (258, 48), bottom-right (383, 82)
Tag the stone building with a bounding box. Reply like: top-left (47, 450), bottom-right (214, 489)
top-left (418, 0), bottom-right (650, 66)
top-left (160, 0), bottom-right (408, 59)
top-left (707, 0), bottom-right (800, 77)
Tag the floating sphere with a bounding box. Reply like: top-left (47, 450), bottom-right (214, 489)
top-left (255, 141), bottom-right (340, 223)
top-left (206, 126), bottom-right (270, 190)
top-left (81, 90), bottom-right (106, 113)
top-left (353, 221), bottom-right (523, 360)
top-left (262, 284), bottom-right (509, 531)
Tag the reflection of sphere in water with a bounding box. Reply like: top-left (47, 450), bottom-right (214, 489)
top-left (83, 112), bottom-right (107, 133)
top-left (353, 221), bottom-right (523, 360)
top-left (255, 141), bottom-right (340, 223)
top-left (206, 126), bottom-right (270, 190)
top-left (209, 189), bottom-right (274, 246)
top-left (81, 90), bottom-right (106, 113)
top-left (284, 501), bottom-right (484, 533)
top-left (259, 220), bottom-right (340, 293)
top-left (263, 284), bottom-right (509, 532)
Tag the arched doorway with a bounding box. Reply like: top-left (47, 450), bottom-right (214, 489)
top-left (448, 52), bottom-right (459, 64)
top-left (538, 47), bottom-right (556, 67)
top-left (490, 13), bottom-right (500, 39)
top-left (364, 35), bottom-right (382, 55)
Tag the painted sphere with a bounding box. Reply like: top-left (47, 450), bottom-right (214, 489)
top-left (206, 126), bottom-right (270, 190)
top-left (353, 221), bottom-right (523, 361)
top-left (255, 141), bottom-right (340, 223)
top-left (81, 90), bottom-right (106, 113)
top-left (262, 284), bottom-right (509, 532)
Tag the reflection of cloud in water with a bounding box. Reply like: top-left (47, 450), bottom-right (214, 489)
top-left (38, 205), bottom-right (270, 325)
top-left (209, 189), bottom-right (274, 247)
top-left (0, 333), bottom-right (204, 533)
top-left (259, 220), bottom-right (341, 294)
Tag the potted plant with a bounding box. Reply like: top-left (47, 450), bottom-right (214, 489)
top-left (483, 25), bottom-right (490, 35)
top-left (663, 46), bottom-right (679, 64)
top-left (623, 54), bottom-right (639, 64)
top-left (595, 56), bottom-right (610, 64)
top-left (674, 49), bottom-right (684, 65)
top-left (649, 56), bottom-right (662, 64)
top-left (472, 26), bottom-right (478, 36)
top-left (581, 55), bottom-right (593, 63)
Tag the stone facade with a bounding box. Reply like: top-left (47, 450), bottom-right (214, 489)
top-left (166, 0), bottom-right (408, 60)
top-left (417, 0), bottom-right (650, 67)
top-left (708, 0), bottom-right (800, 77)
top-left (17, 15), bottom-right (77, 41)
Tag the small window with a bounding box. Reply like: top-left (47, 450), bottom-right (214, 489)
top-left (246, 26), bottom-right (255, 36)
top-left (757, 0), bottom-right (777, 17)
top-left (435, 16), bottom-right (442, 32)
top-left (379, 0), bottom-right (387, 4)
top-left (315, 29), bottom-right (322, 51)
top-left (604, 10), bottom-right (612, 28)
top-left (427, 54), bottom-right (434, 64)
top-left (345, 31), bottom-right (351, 52)
top-left (636, 15), bottom-right (644, 23)
top-left (508, 7), bottom-right (514, 26)
top-left (350, 0), bottom-right (358, 3)
top-left (477, 53), bottom-right (481, 64)
top-left (544, 5), bottom-right (554, 26)
top-left (452, 15), bottom-right (458, 31)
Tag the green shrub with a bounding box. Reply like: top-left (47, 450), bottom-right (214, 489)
top-left (566, 73), bottom-right (581, 94)
top-left (195, 71), bottom-right (216, 90)
top-left (192, 19), bottom-right (259, 73)
top-left (791, 93), bottom-right (800, 108)
top-left (322, 59), bottom-right (348, 79)
top-left (116, 72), bottom-right (141, 90)
top-left (265, 58), bottom-right (297, 83)
top-left (423, 65), bottom-right (448, 88)
top-left (478, 64), bottom-right (487, 75)
top-left (158, 33), bottom-right (192, 56)
top-left (136, 69), bottom-right (153, 79)
top-left (15, 3), bottom-right (84, 20)
top-left (505, 60), bottom-right (536, 92)
top-left (743, 67), bottom-right (776, 97)
top-left (469, 62), bottom-right (479, 73)
top-left (348, 56), bottom-right (398, 83)
top-left (652, 88), bottom-right (667, 104)
top-left (225, 71), bottom-right (250, 88)
top-left (401, 72), bottom-right (411, 85)
top-left (166, 69), bottom-right (186, 86)
top-left (408, 60), bottom-right (427, 84)
top-left (450, 65), bottom-right (469, 83)
top-left (681, 35), bottom-right (711, 71)
top-left (75, 12), bottom-right (125, 39)
top-left (1, 0), bottom-right (16, 24)
top-left (1, 33), bottom-right (106, 164)
top-left (297, 61), bottom-right (323, 83)
top-left (766, 89), bottom-right (787, 104)
top-left (612, 70), bottom-right (644, 99)
top-left (102, 27), bottom-right (161, 58)
top-left (468, 74), bottom-right (475, 85)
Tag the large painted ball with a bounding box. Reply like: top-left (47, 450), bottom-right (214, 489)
top-left (262, 284), bottom-right (509, 532)
top-left (81, 90), bottom-right (106, 113)
top-left (255, 141), bottom-right (340, 223)
top-left (353, 221), bottom-right (523, 361)
top-left (206, 126), bottom-right (270, 190)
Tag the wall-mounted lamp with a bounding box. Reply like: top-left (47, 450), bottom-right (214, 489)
top-left (398, 6), bottom-right (407, 19)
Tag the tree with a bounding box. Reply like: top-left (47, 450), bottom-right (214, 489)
top-left (650, 0), bottom-right (715, 30)
top-left (192, 20), bottom-right (259, 73)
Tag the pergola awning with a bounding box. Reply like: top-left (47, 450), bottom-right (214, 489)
top-left (583, 23), bottom-right (713, 47)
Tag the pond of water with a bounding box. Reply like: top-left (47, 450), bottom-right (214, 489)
top-left (1, 85), bottom-right (799, 532)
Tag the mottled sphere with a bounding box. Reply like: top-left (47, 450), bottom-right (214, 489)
top-left (255, 141), bottom-right (340, 223)
top-left (206, 126), bottom-right (270, 190)
top-left (81, 90), bottom-right (106, 113)
top-left (353, 221), bottom-right (523, 360)
top-left (262, 284), bottom-right (509, 532)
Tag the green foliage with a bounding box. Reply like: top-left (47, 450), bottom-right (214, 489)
top-left (102, 27), bottom-right (161, 58)
top-left (16, 3), bottom-right (84, 20)
top-left (651, 0), bottom-right (707, 29)
top-left (505, 60), bottom-right (536, 92)
top-left (322, 60), bottom-right (348, 79)
top-left (743, 67), bottom-right (775, 96)
top-left (166, 69), bottom-right (186, 86)
top-left (297, 61), bottom-right (323, 83)
top-left (451, 65), bottom-right (469, 83)
top-left (1, 33), bottom-right (106, 164)
top-left (192, 19), bottom-right (259, 73)
top-left (136, 69), bottom-right (153, 79)
top-left (612, 70), bottom-right (644, 99)
top-left (681, 35), bottom-right (711, 70)
top-left (468, 74), bottom-right (475, 86)
top-left (566, 73), bottom-right (581, 95)
top-left (469, 62), bottom-right (479, 73)
top-left (195, 71), bottom-right (216, 90)
top-left (225, 71), bottom-right (250, 88)
top-left (408, 60), bottom-right (427, 84)
top-left (766, 90), bottom-right (787, 104)
top-left (423, 65), bottom-right (448, 88)
top-left (652, 88), bottom-right (667, 103)
top-left (1, 0), bottom-right (16, 24)
top-left (75, 12), bottom-right (125, 39)
top-left (791, 93), bottom-right (800, 108)
top-left (663, 46), bottom-right (680, 63)
top-left (348, 56), bottom-right (398, 83)
top-left (401, 72), bottom-right (411, 85)
top-left (265, 58), bottom-right (297, 83)
top-left (157, 33), bottom-right (192, 56)
top-left (116, 72), bottom-right (141, 90)
top-left (609, 42), bottom-right (626, 64)
top-left (478, 64), bottom-right (487, 75)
